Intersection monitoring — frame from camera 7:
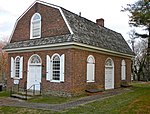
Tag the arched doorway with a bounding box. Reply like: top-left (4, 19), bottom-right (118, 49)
top-left (105, 58), bottom-right (114, 90)
top-left (27, 54), bottom-right (42, 90)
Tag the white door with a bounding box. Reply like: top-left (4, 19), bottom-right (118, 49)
top-left (27, 54), bottom-right (42, 91)
top-left (105, 58), bottom-right (114, 90)
top-left (105, 67), bottom-right (114, 89)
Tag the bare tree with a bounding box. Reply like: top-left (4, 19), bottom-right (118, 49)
top-left (0, 40), bottom-right (8, 85)
top-left (133, 39), bottom-right (148, 81)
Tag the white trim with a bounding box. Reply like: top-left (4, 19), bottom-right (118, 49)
top-left (105, 57), bottom-right (114, 90)
top-left (19, 57), bottom-right (23, 79)
top-left (46, 55), bottom-right (51, 81)
top-left (11, 57), bottom-right (15, 78)
top-left (59, 9), bottom-right (73, 34)
top-left (14, 56), bottom-right (21, 78)
top-left (27, 54), bottom-right (42, 90)
top-left (8, 0), bottom-right (73, 43)
top-left (121, 60), bottom-right (126, 80)
top-left (4, 42), bottom-right (134, 58)
top-left (36, 1), bottom-right (73, 34)
top-left (87, 55), bottom-right (95, 82)
top-left (30, 13), bottom-right (41, 39)
top-left (51, 53), bottom-right (60, 59)
top-left (60, 54), bottom-right (65, 82)
top-left (29, 54), bottom-right (42, 65)
top-left (87, 55), bottom-right (95, 63)
top-left (51, 53), bottom-right (61, 82)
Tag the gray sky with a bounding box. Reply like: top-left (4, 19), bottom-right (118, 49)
top-left (0, 0), bottom-right (137, 42)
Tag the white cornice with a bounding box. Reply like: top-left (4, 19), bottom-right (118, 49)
top-left (4, 42), bottom-right (134, 58)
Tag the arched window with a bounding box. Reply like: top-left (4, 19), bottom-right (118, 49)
top-left (105, 58), bottom-right (113, 67)
top-left (30, 13), bottom-right (41, 39)
top-left (29, 54), bottom-right (42, 65)
top-left (15, 57), bottom-right (20, 78)
top-left (121, 60), bottom-right (126, 80)
top-left (52, 54), bottom-right (60, 81)
top-left (46, 54), bottom-right (65, 82)
top-left (87, 55), bottom-right (95, 82)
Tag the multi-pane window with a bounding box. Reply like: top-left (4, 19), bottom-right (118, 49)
top-left (31, 13), bottom-right (41, 38)
top-left (46, 54), bottom-right (65, 82)
top-left (11, 56), bottom-right (23, 79)
top-left (15, 57), bottom-right (20, 77)
top-left (52, 55), bottom-right (60, 81)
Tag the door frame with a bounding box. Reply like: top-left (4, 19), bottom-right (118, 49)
top-left (105, 58), bottom-right (114, 90)
top-left (27, 54), bottom-right (42, 90)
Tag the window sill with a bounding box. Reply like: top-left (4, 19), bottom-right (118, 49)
top-left (87, 81), bottom-right (95, 83)
top-left (50, 80), bottom-right (64, 83)
top-left (12, 77), bottom-right (20, 80)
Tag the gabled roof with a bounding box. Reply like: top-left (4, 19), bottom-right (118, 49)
top-left (3, 0), bottom-right (134, 56)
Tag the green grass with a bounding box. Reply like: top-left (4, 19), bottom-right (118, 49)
top-left (64, 82), bottom-right (150, 114)
top-left (0, 106), bottom-right (56, 114)
top-left (28, 95), bottom-right (72, 104)
top-left (0, 91), bottom-right (9, 98)
top-left (0, 82), bottom-right (150, 114)
top-left (28, 94), bottom-right (86, 104)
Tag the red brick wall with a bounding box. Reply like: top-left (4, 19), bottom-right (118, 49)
top-left (7, 49), bottom-right (74, 94)
top-left (7, 48), bottom-right (132, 96)
top-left (71, 49), bottom-right (132, 94)
top-left (11, 3), bottom-right (70, 43)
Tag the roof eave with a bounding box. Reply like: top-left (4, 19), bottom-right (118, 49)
top-left (3, 42), bottom-right (134, 58)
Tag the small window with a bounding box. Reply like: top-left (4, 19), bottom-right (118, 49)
top-left (52, 55), bottom-right (60, 81)
top-left (15, 57), bottom-right (20, 78)
top-left (30, 13), bottom-right (41, 39)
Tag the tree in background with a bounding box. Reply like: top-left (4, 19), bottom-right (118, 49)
top-left (122, 0), bottom-right (150, 81)
top-left (0, 40), bottom-right (8, 84)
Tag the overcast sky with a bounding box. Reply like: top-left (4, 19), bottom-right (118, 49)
top-left (0, 0), bottom-right (137, 42)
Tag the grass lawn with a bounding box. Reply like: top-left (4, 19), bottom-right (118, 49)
top-left (27, 94), bottom-right (86, 104)
top-left (0, 82), bottom-right (150, 114)
top-left (64, 82), bottom-right (150, 114)
top-left (0, 91), bottom-right (9, 98)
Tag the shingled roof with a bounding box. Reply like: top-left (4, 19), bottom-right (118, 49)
top-left (3, 1), bottom-right (134, 56)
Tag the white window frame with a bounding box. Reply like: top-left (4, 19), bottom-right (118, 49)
top-left (46, 53), bottom-right (65, 83)
top-left (87, 55), bottom-right (95, 82)
top-left (30, 13), bottom-right (41, 39)
top-left (11, 56), bottom-right (23, 79)
top-left (15, 56), bottom-right (20, 78)
top-left (51, 54), bottom-right (61, 82)
top-left (121, 60), bottom-right (126, 80)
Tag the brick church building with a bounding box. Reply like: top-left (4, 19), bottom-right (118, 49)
top-left (3, 0), bottom-right (134, 96)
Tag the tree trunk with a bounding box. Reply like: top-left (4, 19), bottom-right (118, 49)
top-left (147, 26), bottom-right (150, 81)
